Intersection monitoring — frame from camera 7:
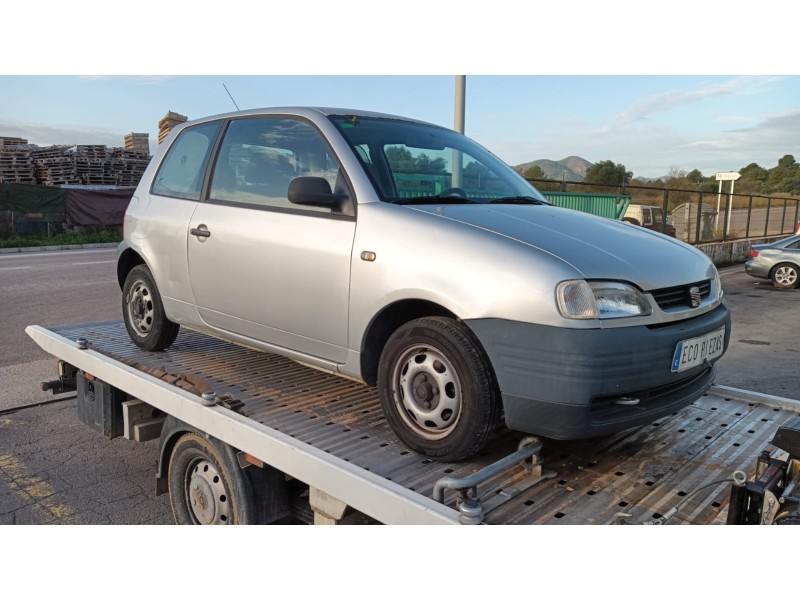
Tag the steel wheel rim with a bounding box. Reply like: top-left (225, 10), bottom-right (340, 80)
top-left (126, 278), bottom-right (154, 337)
top-left (185, 458), bottom-right (231, 524)
top-left (390, 343), bottom-right (463, 440)
top-left (775, 266), bottom-right (798, 287)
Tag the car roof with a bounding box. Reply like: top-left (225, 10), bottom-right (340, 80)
top-left (185, 107), bottom-right (439, 128)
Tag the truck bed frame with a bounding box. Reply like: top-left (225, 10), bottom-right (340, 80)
top-left (27, 320), bottom-right (800, 525)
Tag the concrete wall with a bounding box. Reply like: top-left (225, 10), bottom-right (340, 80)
top-left (696, 235), bottom-right (786, 267)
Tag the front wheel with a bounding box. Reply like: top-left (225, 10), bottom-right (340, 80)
top-left (377, 317), bottom-right (501, 462)
top-left (122, 264), bottom-right (180, 351)
top-left (771, 263), bottom-right (799, 289)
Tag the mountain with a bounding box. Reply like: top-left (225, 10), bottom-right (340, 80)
top-left (515, 156), bottom-right (593, 181)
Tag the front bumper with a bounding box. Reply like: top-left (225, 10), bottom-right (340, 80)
top-left (466, 302), bottom-right (731, 439)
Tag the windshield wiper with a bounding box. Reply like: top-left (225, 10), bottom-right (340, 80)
top-left (487, 196), bottom-right (550, 205)
top-left (391, 196), bottom-right (477, 205)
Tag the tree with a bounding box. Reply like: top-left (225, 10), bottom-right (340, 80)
top-left (687, 169), bottom-right (704, 184)
top-left (583, 160), bottom-right (633, 185)
top-left (739, 162), bottom-right (768, 182)
top-left (668, 166), bottom-right (687, 180)
top-left (767, 154), bottom-right (800, 194)
top-left (522, 165), bottom-right (545, 180)
top-left (385, 146), bottom-right (447, 174)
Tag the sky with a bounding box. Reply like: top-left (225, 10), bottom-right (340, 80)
top-left (2, 2), bottom-right (798, 181)
top-left (3, 74), bottom-right (796, 180)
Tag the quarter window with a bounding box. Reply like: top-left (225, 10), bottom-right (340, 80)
top-left (151, 122), bottom-right (221, 200)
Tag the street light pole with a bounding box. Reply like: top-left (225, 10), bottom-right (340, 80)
top-left (452, 76), bottom-right (466, 188)
top-left (454, 75), bottom-right (466, 134)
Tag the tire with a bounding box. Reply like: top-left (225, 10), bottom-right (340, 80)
top-left (623, 217), bottom-right (640, 226)
top-left (122, 264), bottom-right (180, 351)
top-left (771, 263), bottom-right (799, 289)
top-left (377, 317), bottom-right (502, 462)
top-left (167, 433), bottom-right (258, 524)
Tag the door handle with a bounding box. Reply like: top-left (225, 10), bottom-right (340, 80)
top-left (190, 226), bottom-right (211, 238)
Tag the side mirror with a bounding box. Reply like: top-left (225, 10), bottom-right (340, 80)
top-left (288, 177), bottom-right (344, 211)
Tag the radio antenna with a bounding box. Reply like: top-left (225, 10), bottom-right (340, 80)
top-left (222, 83), bottom-right (241, 111)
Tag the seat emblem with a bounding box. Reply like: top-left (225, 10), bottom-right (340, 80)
top-left (688, 286), bottom-right (701, 308)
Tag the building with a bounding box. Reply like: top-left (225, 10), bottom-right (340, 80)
top-left (124, 133), bottom-right (150, 155)
top-left (158, 111), bottom-right (188, 144)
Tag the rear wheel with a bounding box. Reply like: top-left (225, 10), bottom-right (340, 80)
top-left (378, 317), bottom-right (501, 462)
top-left (771, 263), bottom-right (799, 289)
top-left (122, 264), bottom-right (179, 350)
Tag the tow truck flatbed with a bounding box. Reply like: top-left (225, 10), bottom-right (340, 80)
top-left (27, 320), bottom-right (800, 525)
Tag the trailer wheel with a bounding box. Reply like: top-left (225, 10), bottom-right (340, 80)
top-left (378, 317), bottom-right (501, 462)
top-left (167, 433), bottom-right (257, 524)
top-left (122, 264), bottom-right (180, 351)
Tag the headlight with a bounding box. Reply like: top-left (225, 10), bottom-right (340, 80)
top-left (713, 268), bottom-right (723, 300)
top-left (557, 280), bottom-right (652, 320)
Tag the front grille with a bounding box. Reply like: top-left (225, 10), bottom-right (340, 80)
top-left (651, 279), bottom-right (711, 310)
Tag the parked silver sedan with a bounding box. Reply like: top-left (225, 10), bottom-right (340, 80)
top-left (746, 235), bottom-right (800, 289)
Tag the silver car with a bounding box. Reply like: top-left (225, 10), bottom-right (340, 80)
top-left (118, 107), bottom-right (730, 461)
top-left (745, 235), bottom-right (800, 288)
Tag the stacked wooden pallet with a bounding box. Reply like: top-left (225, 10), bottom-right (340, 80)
top-left (0, 143), bottom-right (151, 186)
top-left (124, 132), bottom-right (149, 154)
top-left (0, 146), bottom-right (36, 183)
top-left (110, 149), bottom-right (151, 186)
top-left (158, 111), bottom-right (188, 144)
top-left (0, 136), bottom-right (28, 150)
top-left (72, 146), bottom-right (110, 185)
top-left (36, 157), bottom-right (81, 186)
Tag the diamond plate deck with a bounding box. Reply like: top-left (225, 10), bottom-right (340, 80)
top-left (49, 320), bottom-right (800, 525)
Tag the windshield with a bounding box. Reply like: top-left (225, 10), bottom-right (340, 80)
top-left (329, 115), bottom-right (548, 205)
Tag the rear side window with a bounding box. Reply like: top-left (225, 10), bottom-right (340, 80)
top-left (151, 121), bottom-right (221, 200)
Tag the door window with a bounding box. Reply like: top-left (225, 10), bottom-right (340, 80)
top-left (209, 117), bottom-right (344, 213)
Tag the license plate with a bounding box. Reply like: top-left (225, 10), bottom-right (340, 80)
top-left (671, 327), bottom-right (726, 373)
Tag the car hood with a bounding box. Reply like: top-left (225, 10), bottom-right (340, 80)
top-left (410, 204), bottom-right (714, 290)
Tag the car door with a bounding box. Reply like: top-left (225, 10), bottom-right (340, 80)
top-left (187, 116), bottom-right (356, 363)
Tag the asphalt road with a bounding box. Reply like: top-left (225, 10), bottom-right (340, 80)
top-left (0, 247), bottom-right (798, 525)
top-left (0, 248), bottom-right (172, 524)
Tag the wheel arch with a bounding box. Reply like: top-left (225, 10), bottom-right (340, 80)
top-left (770, 260), bottom-right (800, 276)
top-left (359, 299), bottom-right (457, 387)
top-left (117, 247), bottom-right (146, 290)
top-left (155, 415), bottom-right (197, 496)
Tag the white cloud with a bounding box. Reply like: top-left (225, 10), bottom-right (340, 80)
top-left (607, 76), bottom-right (783, 129)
